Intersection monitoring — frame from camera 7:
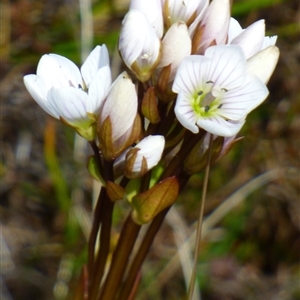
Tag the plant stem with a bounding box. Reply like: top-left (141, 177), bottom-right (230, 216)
top-left (117, 207), bottom-right (169, 300)
top-left (87, 187), bottom-right (106, 280)
top-left (97, 214), bottom-right (141, 300)
top-left (89, 194), bottom-right (114, 300)
top-left (187, 134), bottom-right (213, 300)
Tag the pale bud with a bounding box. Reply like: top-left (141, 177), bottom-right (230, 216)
top-left (129, 0), bottom-right (164, 38)
top-left (163, 0), bottom-right (207, 28)
top-left (157, 21), bottom-right (191, 82)
top-left (98, 72), bottom-right (140, 160)
top-left (125, 135), bottom-right (165, 178)
top-left (246, 46), bottom-right (280, 84)
top-left (119, 10), bottom-right (161, 82)
top-left (190, 0), bottom-right (230, 54)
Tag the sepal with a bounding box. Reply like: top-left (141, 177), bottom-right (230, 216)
top-left (87, 155), bottom-right (105, 185)
top-left (141, 87), bottom-right (161, 124)
top-left (107, 181), bottom-right (125, 202)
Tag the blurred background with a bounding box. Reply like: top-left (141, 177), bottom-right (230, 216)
top-left (1, 0), bottom-right (299, 299)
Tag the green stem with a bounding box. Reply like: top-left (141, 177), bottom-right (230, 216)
top-left (187, 134), bottom-right (213, 300)
top-left (97, 214), bottom-right (141, 300)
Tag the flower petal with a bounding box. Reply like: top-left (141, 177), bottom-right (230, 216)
top-left (37, 54), bottom-right (82, 89)
top-left (47, 87), bottom-right (90, 125)
top-left (195, 0), bottom-right (230, 53)
top-left (246, 45), bottom-right (280, 84)
top-left (174, 90), bottom-right (199, 133)
top-left (230, 20), bottom-right (265, 59)
top-left (130, 0), bottom-right (163, 38)
top-left (219, 74), bottom-right (269, 120)
top-left (88, 65), bottom-right (112, 113)
top-left (158, 22), bottom-right (191, 81)
top-left (23, 74), bottom-right (58, 118)
top-left (196, 115), bottom-right (245, 137)
top-left (133, 135), bottom-right (165, 169)
top-left (172, 55), bottom-right (211, 95)
top-left (81, 45), bottom-right (110, 87)
top-left (119, 9), bottom-right (161, 81)
top-left (227, 17), bottom-right (243, 43)
top-left (204, 45), bottom-right (246, 89)
top-left (100, 72), bottom-right (138, 141)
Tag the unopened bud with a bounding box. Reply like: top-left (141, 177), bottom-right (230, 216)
top-left (125, 135), bottom-right (165, 179)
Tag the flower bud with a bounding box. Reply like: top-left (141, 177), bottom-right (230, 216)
top-left (119, 10), bottom-right (161, 82)
top-left (125, 135), bottom-right (165, 179)
top-left (131, 176), bottom-right (179, 224)
top-left (246, 45), bottom-right (280, 84)
top-left (163, 0), bottom-right (207, 28)
top-left (157, 22), bottom-right (191, 82)
top-left (190, 0), bottom-right (230, 54)
top-left (130, 0), bottom-right (163, 38)
top-left (183, 133), bottom-right (243, 174)
top-left (98, 72), bottom-right (141, 160)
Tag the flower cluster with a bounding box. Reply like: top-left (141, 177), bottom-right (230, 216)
top-left (23, 0), bottom-right (279, 223)
top-left (23, 1), bottom-right (279, 298)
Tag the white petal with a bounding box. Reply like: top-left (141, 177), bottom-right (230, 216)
top-left (173, 55), bottom-right (211, 94)
top-left (204, 45), bottom-right (246, 89)
top-left (37, 54), bottom-right (82, 89)
top-left (88, 65), bottom-right (112, 113)
top-left (230, 20), bottom-right (265, 59)
top-left (23, 74), bottom-right (58, 118)
top-left (119, 10), bottom-right (148, 67)
top-left (197, 115), bottom-right (245, 137)
top-left (195, 0), bottom-right (230, 53)
top-left (227, 17), bottom-right (243, 43)
top-left (100, 72), bottom-right (137, 141)
top-left (246, 45), bottom-right (279, 84)
top-left (261, 35), bottom-right (277, 50)
top-left (158, 22), bottom-right (191, 81)
top-left (174, 90), bottom-right (199, 133)
top-left (219, 74), bottom-right (269, 119)
top-left (130, 0), bottom-right (164, 38)
top-left (81, 45), bottom-right (110, 87)
top-left (48, 87), bottom-right (90, 124)
top-left (119, 10), bottom-right (161, 81)
top-left (131, 135), bottom-right (165, 172)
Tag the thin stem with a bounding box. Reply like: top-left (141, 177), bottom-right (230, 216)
top-left (187, 133), bottom-right (213, 300)
top-left (117, 208), bottom-right (170, 300)
top-left (117, 131), bottom-right (205, 300)
top-left (87, 186), bottom-right (106, 280)
top-left (89, 140), bottom-right (105, 180)
top-left (89, 194), bottom-right (115, 300)
top-left (97, 214), bottom-right (141, 300)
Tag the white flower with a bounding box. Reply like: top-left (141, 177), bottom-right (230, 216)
top-left (23, 45), bottom-right (111, 139)
top-left (129, 0), bottom-right (164, 38)
top-left (190, 0), bottom-right (230, 54)
top-left (119, 9), bottom-right (161, 82)
top-left (157, 21), bottom-right (191, 82)
top-left (172, 45), bottom-right (269, 137)
top-left (98, 72), bottom-right (140, 159)
top-left (163, 0), bottom-right (207, 27)
top-left (228, 18), bottom-right (277, 59)
top-left (246, 45), bottom-right (280, 84)
top-left (125, 135), bottom-right (165, 178)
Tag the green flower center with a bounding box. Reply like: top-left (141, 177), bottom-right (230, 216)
top-left (192, 81), bottom-right (227, 117)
